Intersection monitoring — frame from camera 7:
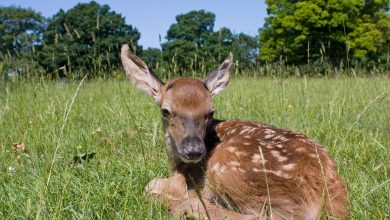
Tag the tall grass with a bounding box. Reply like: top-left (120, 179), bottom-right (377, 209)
top-left (0, 76), bottom-right (389, 219)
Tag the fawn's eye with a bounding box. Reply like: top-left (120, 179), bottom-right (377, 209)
top-left (161, 109), bottom-right (171, 118)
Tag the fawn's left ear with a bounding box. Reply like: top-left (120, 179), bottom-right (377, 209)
top-left (121, 44), bottom-right (163, 101)
top-left (203, 52), bottom-right (233, 96)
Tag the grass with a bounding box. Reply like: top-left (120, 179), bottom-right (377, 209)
top-left (0, 76), bottom-right (389, 219)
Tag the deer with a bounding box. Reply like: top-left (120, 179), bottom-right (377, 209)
top-left (120, 44), bottom-right (349, 220)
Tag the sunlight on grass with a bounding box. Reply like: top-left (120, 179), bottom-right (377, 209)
top-left (0, 76), bottom-right (389, 219)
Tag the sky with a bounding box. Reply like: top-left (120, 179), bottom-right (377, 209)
top-left (0, 0), bottom-right (268, 49)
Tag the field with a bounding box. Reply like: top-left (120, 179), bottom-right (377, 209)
top-left (0, 76), bottom-right (389, 219)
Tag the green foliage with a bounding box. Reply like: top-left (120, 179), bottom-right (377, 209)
top-left (0, 6), bottom-right (45, 54)
top-left (260, 0), bottom-right (390, 67)
top-left (0, 7), bottom-right (46, 78)
top-left (161, 10), bottom-right (258, 74)
top-left (141, 48), bottom-right (164, 71)
top-left (37, 1), bottom-right (141, 77)
top-left (0, 77), bottom-right (389, 218)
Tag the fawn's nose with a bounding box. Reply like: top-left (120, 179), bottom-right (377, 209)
top-left (180, 136), bottom-right (206, 162)
top-left (186, 147), bottom-right (204, 158)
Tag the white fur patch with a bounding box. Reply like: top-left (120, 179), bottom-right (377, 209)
top-left (230, 160), bottom-right (241, 167)
top-left (281, 163), bottom-right (296, 170)
top-left (251, 168), bottom-right (291, 179)
top-left (273, 135), bottom-right (289, 141)
top-left (227, 146), bottom-right (237, 153)
top-left (235, 151), bottom-right (247, 157)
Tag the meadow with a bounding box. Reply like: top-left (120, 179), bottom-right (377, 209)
top-left (0, 75), bottom-right (389, 219)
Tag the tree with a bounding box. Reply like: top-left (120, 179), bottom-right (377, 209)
top-left (162, 10), bottom-right (258, 74)
top-left (259, 0), bottom-right (390, 67)
top-left (232, 33), bottom-right (259, 69)
top-left (0, 6), bottom-right (45, 55)
top-left (141, 47), bottom-right (164, 70)
top-left (162, 10), bottom-right (216, 74)
top-left (38, 1), bottom-right (141, 76)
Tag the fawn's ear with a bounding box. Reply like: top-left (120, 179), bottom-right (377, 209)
top-left (121, 44), bottom-right (163, 100)
top-left (203, 52), bottom-right (233, 96)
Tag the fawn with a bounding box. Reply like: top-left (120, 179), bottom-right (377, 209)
top-left (120, 44), bottom-right (348, 219)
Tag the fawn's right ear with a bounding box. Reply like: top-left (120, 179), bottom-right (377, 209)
top-left (121, 44), bottom-right (163, 101)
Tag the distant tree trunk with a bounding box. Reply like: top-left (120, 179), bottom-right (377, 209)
top-left (330, 54), bottom-right (342, 69)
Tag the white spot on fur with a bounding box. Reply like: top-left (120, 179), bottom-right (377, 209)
top-left (235, 151), bottom-right (247, 157)
top-left (239, 127), bottom-right (252, 135)
top-left (265, 169), bottom-right (291, 179)
top-left (265, 145), bottom-right (273, 149)
top-left (278, 156), bottom-right (288, 162)
top-left (212, 163), bottom-right (221, 172)
top-left (252, 168), bottom-right (261, 172)
top-left (276, 144), bottom-right (283, 148)
top-left (251, 168), bottom-right (291, 178)
top-left (252, 154), bottom-right (261, 163)
top-left (304, 204), bottom-right (320, 220)
top-left (264, 134), bottom-right (274, 139)
top-left (270, 150), bottom-right (281, 157)
top-left (227, 146), bottom-right (237, 153)
top-left (238, 168), bottom-right (246, 173)
top-left (243, 142), bottom-right (252, 146)
top-left (247, 127), bottom-right (257, 134)
top-left (257, 140), bottom-right (268, 146)
top-left (281, 163), bottom-right (296, 170)
top-left (228, 128), bottom-right (237, 135)
top-left (273, 135), bottom-right (288, 141)
top-left (230, 160), bottom-right (241, 167)
top-left (296, 147), bottom-right (306, 152)
top-left (252, 154), bottom-right (267, 164)
top-left (264, 129), bottom-right (276, 135)
top-left (270, 150), bottom-right (288, 162)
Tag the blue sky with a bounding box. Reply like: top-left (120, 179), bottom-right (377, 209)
top-left (0, 1), bottom-right (268, 49)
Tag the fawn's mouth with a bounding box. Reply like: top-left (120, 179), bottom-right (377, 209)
top-left (178, 153), bottom-right (206, 164)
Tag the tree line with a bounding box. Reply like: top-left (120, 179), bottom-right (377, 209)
top-left (0, 1), bottom-right (389, 79)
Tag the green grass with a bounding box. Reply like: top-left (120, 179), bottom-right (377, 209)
top-left (0, 76), bottom-right (389, 219)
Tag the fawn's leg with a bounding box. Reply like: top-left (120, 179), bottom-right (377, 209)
top-left (169, 187), bottom-right (258, 220)
top-left (144, 172), bottom-right (188, 202)
top-left (145, 173), bottom-right (258, 219)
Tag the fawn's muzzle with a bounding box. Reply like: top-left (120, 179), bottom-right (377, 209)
top-left (178, 136), bottom-right (206, 163)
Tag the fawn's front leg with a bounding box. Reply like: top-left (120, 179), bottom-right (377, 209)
top-left (144, 172), bottom-right (188, 203)
top-left (169, 187), bottom-right (258, 220)
top-left (145, 173), bottom-right (258, 219)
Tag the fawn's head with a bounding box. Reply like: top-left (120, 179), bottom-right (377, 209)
top-left (121, 44), bottom-right (232, 164)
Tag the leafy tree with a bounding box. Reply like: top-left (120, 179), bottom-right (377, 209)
top-left (38, 1), bottom-right (141, 76)
top-left (260, 0), bottom-right (390, 67)
top-left (232, 33), bottom-right (259, 68)
top-left (141, 47), bottom-right (164, 70)
top-left (162, 10), bottom-right (258, 74)
top-left (0, 6), bottom-right (45, 55)
top-left (162, 10), bottom-right (216, 74)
